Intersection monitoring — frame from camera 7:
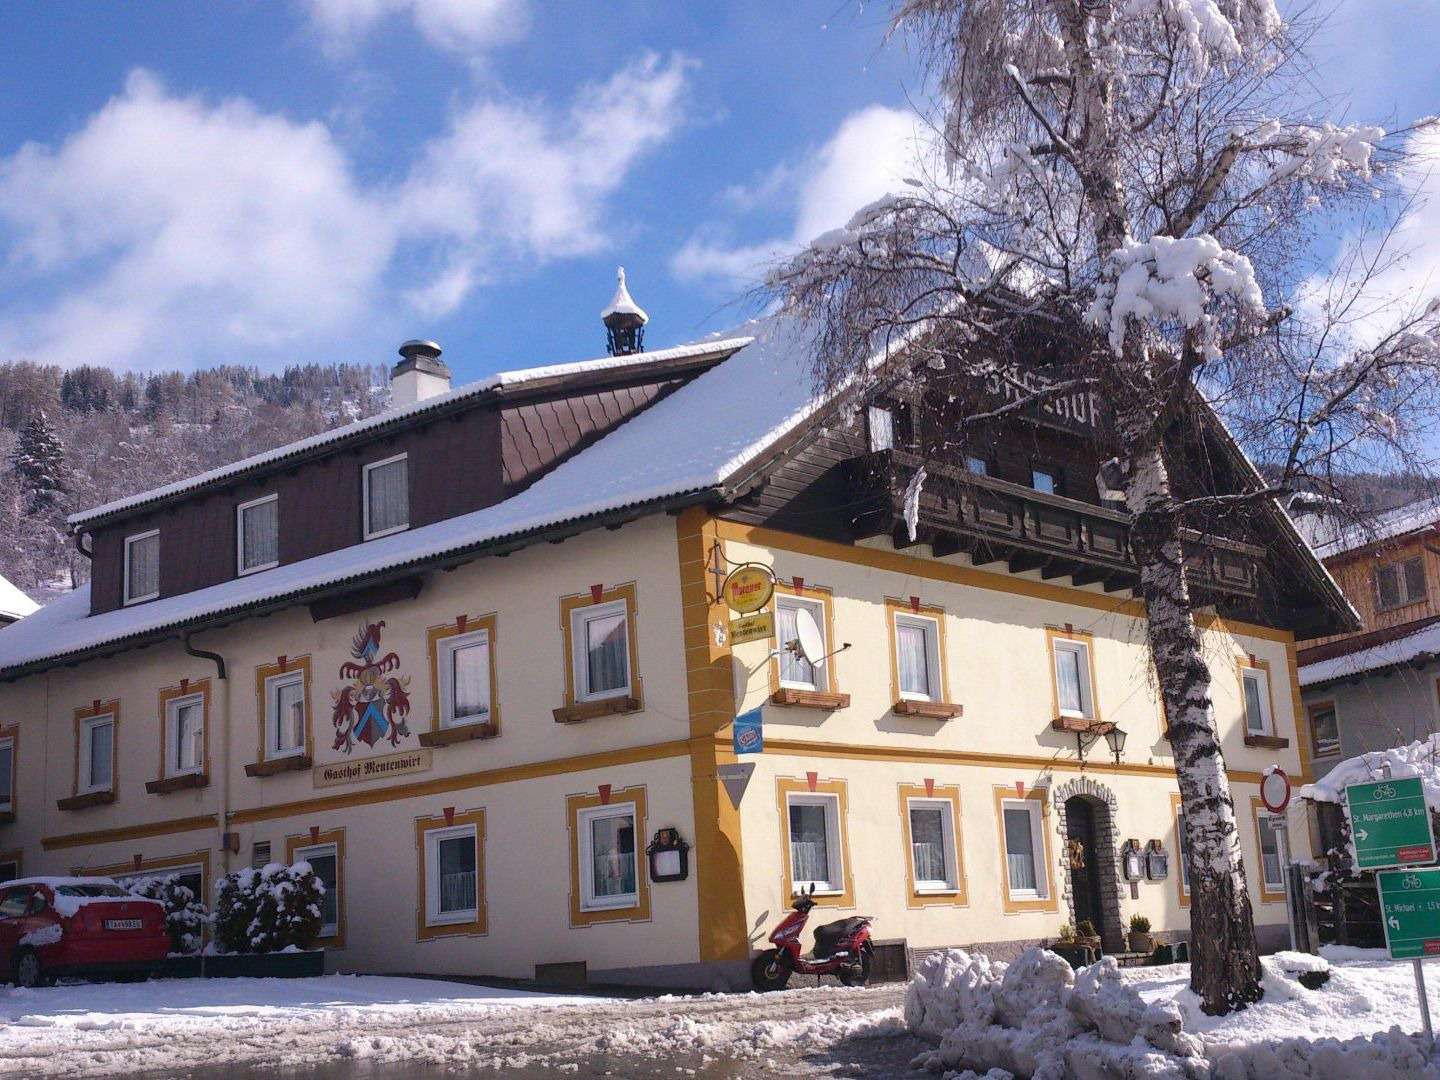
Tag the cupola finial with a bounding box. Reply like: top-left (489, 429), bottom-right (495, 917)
top-left (601, 265), bottom-right (648, 356)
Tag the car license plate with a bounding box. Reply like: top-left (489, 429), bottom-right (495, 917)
top-left (104, 919), bottom-right (142, 931)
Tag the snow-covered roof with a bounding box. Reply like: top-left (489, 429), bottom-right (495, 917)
top-left (1305, 494), bottom-right (1440, 560)
top-left (1299, 618), bottom-right (1440, 687)
top-left (1300, 733), bottom-right (1440, 810)
top-left (0, 575), bottom-right (38, 621)
top-left (0, 317), bottom-right (828, 676)
top-left (600, 266), bottom-right (648, 323)
top-left (66, 337), bottom-right (745, 528)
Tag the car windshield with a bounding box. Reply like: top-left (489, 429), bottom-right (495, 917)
top-left (54, 884), bottom-right (128, 898)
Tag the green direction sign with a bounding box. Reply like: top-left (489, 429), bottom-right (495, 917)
top-left (1345, 777), bottom-right (1436, 871)
top-left (1377, 869), bottom-right (1440, 960)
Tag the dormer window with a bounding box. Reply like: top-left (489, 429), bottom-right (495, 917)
top-left (123, 530), bottom-right (159, 605)
top-left (363, 454), bottom-right (409, 540)
top-left (237, 495), bottom-right (279, 576)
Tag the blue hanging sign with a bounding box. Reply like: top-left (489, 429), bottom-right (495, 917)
top-left (732, 707), bottom-right (764, 755)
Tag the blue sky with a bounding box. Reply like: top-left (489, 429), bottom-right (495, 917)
top-left (0, 1), bottom-right (1436, 385)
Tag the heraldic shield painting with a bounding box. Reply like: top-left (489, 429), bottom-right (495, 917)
top-left (332, 620), bottom-right (412, 752)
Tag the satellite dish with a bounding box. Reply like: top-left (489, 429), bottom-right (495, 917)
top-left (794, 607), bottom-right (827, 667)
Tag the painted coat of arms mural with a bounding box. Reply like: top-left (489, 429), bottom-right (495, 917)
top-left (332, 620), bottom-right (412, 752)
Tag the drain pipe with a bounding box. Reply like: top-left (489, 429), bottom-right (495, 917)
top-left (183, 633), bottom-right (231, 874)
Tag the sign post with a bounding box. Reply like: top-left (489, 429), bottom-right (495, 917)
top-left (1261, 768), bottom-right (1297, 952)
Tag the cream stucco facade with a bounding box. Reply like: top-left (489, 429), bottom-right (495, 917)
top-left (0, 509), bottom-right (1312, 988)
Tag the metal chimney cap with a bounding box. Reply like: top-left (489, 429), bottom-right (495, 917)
top-left (398, 339), bottom-right (443, 360)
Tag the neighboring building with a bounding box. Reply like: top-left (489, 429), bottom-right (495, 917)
top-left (1297, 496), bottom-right (1440, 779)
top-left (0, 292), bottom-right (1353, 987)
top-left (0, 574), bottom-right (38, 627)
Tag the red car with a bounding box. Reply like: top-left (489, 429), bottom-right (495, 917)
top-left (0, 877), bottom-right (169, 987)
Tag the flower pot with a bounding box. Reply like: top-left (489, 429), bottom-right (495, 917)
top-left (1128, 931), bottom-right (1154, 954)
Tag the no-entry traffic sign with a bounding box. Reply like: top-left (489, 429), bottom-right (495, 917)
top-left (1345, 777), bottom-right (1437, 872)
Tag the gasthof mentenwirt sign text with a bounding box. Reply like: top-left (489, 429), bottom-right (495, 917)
top-left (314, 748), bottom-right (432, 789)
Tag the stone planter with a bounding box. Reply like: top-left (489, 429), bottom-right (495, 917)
top-left (1128, 931), bottom-right (1154, 954)
top-left (159, 950), bottom-right (325, 979)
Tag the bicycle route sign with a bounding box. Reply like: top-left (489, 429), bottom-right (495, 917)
top-left (1377, 868), bottom-right (1440, 960)
top-left (1344, 777), bottom-right (1436, 872)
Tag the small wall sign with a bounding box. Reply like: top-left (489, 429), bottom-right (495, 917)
top-left (721, 564), bottom-right (776, 614)
top-left (732, 707), bottom-right (764, 755)
top-left (313, 747), bottom-right (432, 788)
top-left (729, 611), bottom-right (774, 646)
top-left (1120, 840), bottom-right (1144, 882)
top-left (1144, 840), bottom-right (1169, 881)
top-left (646, 827), bottom-right (691, 882)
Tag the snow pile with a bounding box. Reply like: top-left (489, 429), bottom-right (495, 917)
top-left (1299, 734), bottom-right (1440, 811)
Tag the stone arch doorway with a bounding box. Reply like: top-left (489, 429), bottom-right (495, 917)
top-left (1053, 777), bottom-right (1124, 952)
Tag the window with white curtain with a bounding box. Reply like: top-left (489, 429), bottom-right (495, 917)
top-left (79, 714), bottom-right (115, 793)
top-left (787, 793), bottom-right (843, 893)
top-left (266, 672), bottom-right (306, 757)
top-left (1052, 638), bottom-right (1093, 719)
top-left (1257, 813), bottom-right (1285, 891)
top-left (867, 406), bottom-right (894, 451)
top-left (293, 843), bottom-right (338, 937)
top-left (908, 798), bottom-right (957, 891)
top-left (776, 595), bottom-right (828, 691)
top-left (1242, 668), bottom-right (1272, 735)
top-left (0, 737), bottom-right (13, 813)
top-left (894, 613), bottom-right (942, 701)
top-left (167, 693), bottom-right (204, 776)
top-left (425, 824), bottom-right (478, 925)
top-left (572, 600), bottom-right (630, 701)
top-left (237, 494), bottom-right (279, 575)
top-left (440, 629), bottom-right (492, 727)
top-left (363, 454), bottom-right (409, 539)
top-left (1002, 800), bottom-right (1046, 899)
top-left (579, 804), bottom-right (638, 910)
top-left (124, 530), bottom-right (159, 604)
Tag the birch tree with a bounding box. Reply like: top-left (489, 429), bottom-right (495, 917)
top-left (769, 1), bottom-right (1440, 1013)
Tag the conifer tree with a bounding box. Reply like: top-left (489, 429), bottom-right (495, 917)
top-left (12, 410), bottom-right (71, 515)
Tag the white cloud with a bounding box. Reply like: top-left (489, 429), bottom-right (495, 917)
top-left (0, 58), bottom-right (691, 368)
top-left (302, 0), bottom-right (528, 55)
top-left (670, 104), bottom-right (927, 291)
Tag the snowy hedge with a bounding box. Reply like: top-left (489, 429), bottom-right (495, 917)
top-left (213, 862), bottom-right (324, 954)
top-left (126, 873), bottom-right (208, 954)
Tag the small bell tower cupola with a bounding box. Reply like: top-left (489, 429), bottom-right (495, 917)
top-left (601, 266), bottom-right (648, 356)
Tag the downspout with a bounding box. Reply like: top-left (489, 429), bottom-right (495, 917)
top-left (183, 634), bottom-right (231, 882)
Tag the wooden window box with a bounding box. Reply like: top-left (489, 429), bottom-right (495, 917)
top-left (1051, 716), bottom-right (1107, 734)
top-left (770, 688), bottom-right (851, 710)
top-left (145, 773), bottom-right (209, 795)
top-left (57, 790), bottom-right (115, 811)
top-left (553, 697), bottom-right (642, 725)
top-left (244, 755), bottom-right (312, 778)
top-left (893, 699), bottom-right (963, 719)
top-left (418, 723), bottom-right (498, 748)
top-left (1243, 734), bottom-right (1289, 750)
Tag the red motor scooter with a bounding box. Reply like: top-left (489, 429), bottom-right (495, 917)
top-left (751, 884), bottom-right (874, 991)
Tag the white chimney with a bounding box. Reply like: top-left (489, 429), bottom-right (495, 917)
top-left (391, 340), bottom-right (451, 407)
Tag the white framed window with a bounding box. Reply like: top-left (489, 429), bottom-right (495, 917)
top-left (776, 594), bottom-right (828, 691)
top-left (265, 671), bottom-right (306, 758)
top-left (894, 613), bottom-right (942, 701)
top-left (166, 693), bottom-right (205, 776)
top-left (439, 628), bottom-right (492, 727)
top-left (1052, 638), bottom-right (1094, 719)
top-left (1376, 556), bottom-right (1426, 610)
top-left (571, 599), bottom-right (631, 702)
top-left (123, 529), bottom-right (160, 605)
top-left (907, 797), bottom-right (958, 892)
top-left (787, 793), bottom-right (844, 894)
top-left (424, 824), bottom-right (479, 926)
top-left (1257, 814), bottom-right (1285, 892)
top-left (0, 737), bottom-right (13, 813)
top-left (236, 494), bottom-right (279, 575)
top-left (1242, 667), bottom-right (1272, 735)
top-left (1001, 799), bottom-right (1047, 900)
top-left (1309, 702), bottom-right (1340, 757)
top-left (294, 842), bottom-right (339, 937)
top-left (79, 713), bottom-right (115, 793)
top-left (578, 803), bottom-right (638, 911)
top-left (1175, 808), bottom-right (1191, 896)
top-left (363, 453), bottom-right (409, 539)
top-left (867, 406), bottom-right (894, 451)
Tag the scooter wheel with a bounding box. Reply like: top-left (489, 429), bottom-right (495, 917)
top-left (750, 949), bottom-right (792, 992)
top-left (837, 947), bottom-right (872, 987)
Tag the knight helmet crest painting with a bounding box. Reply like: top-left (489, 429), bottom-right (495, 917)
top-left (332, 620), bottom-right (412, 753)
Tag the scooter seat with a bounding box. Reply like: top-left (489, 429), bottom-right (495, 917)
top-left (811, 916), bottom-right (869, 957)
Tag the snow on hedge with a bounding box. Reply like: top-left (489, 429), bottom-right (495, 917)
top-left (1299, 734), bottom-right (1440, 811)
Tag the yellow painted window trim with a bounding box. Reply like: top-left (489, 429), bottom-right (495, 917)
top-left (1237, 655), bottom-right (1277, 737)
top-left (72, 699), bottom-right (120, 798)
top-left (897, 783), bottom-right (968, 907)
top-left (157, 678), bottom-right (210, 781)
top-left (992, 785), bottom-right (1058, 914)
top-left (769, 581), bottom-right (841, 695)
top-left (254, 655), bottom-right (314, 765)
top-left (426, 614), bottom-right (501, 734)
top-left (1169, 792), bottom-right (1190, 908)
top-left (566, 784), bottom-right (651, 927)
top-left (775, 775), bottom-right (855, 908)
top-left (1044, 626), bottom-right (1101, 724)
top-left (1249, 796), bottom-right (1287, 904)
top-left (415, 808), bottom-right (487, 941)
top-left (884, 598), bottom-right (953, 706)
top-left (559, 583), bottom-right (643, 708)
top-left (286, 827), bottom-right (347, 948)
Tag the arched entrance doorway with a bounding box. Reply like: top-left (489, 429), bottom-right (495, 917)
top-left (1053, 778), bottom-right (1124, 952)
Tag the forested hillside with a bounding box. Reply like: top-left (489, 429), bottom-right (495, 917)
top-left (0, 362), bottom-right (387, 601)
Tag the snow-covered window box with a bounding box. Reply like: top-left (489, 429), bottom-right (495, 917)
top-left (236, 494), bottom-right (279, 576)
top-left (123, 529), bottom-right (160, 605)
top-left (363, 453), bottom-right (409, 540)
top-left (578, 803), bottom-right (639, 911)
top-left (1048, 630), bottom-right (1097, 723)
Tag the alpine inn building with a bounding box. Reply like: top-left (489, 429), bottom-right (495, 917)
top-left (0, 302), bottom-right (1355, 989)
